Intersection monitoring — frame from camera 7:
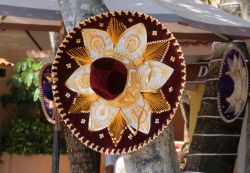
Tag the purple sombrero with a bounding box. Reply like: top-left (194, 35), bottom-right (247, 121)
top-left (39, 63), bottom-right (55, 124)
top-left (217, 48), bottom-right (248, 123)
top-left (52, 11), bottom-right (186, 154)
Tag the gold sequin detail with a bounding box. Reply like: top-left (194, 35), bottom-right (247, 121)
top-left (128, 18), bottom-right (133, 22)
top-left (170, 56), bottom-right (175, 62)
top-left (99, 133), bottom-right (104, 139)
top-left (152, 30), bottom-right (157, 36)
top-left (76, 39), bottom-right (81, 43)
top-left (65, 92), bottom-right (71, 98)
top-left (99, 23), bottom-right (104, 27)
top-left (81, 119), bottom-right (86, 124)
top-left (66, 63), bottom-right (72, 68)
top-left (169, 87), bottom-right (173, 92)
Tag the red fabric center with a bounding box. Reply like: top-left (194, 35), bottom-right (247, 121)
top-left (90, 57), bottom-right (127, 100)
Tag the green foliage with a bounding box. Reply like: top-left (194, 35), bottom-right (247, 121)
top-left (1, 58), bottom-right (41, 112)
top-left (0, 57), bottom-right (66, 157)
top-left (2, 117), bottom-right (53, 154)
top-left (0, 117), bottom-right (66, 155)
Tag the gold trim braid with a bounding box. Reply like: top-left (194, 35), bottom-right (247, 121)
top-left (107, 18), bottom-right (127, 45)
top-left (143, 39), bottom-right (170, 62)
top-left (108, 110), bottom-right (126, 146)
top-left (68, 93), bottom-right (98, 114)
top-left (67, 47), bottom-right (92, 65)
top-left (141, 90), bottom-right (171, 113)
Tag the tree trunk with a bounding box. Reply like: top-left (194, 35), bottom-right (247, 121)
top-left (239, 0), bottom-right (250, 20)
top-left (239, 1), bottom-right (250, 172)
top-left (123, 123), bottom-right (180, 173)
top-left (219, 0), bottom-right (241, 16)
top-left (57, 0), bottom-right (108, 33)
top-left (57, 1), bottom-right (108, 172)
top-left (244, 103), bottom-right (250, 173)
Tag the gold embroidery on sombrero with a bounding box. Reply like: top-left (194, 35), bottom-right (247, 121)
top-left (225, 54), bottom-right (248, 115)
top-left (107, 110), bottom-right (126, 146)
top-left (107, 18), bottom-right (127, 45)
top-left (138, 60), bottom-right (173, 91)
top-left (68, 93), bottom-right (98, 114)
top-left (67, 47), bottom-right (92, 65)
top-left (65, 65), bottom-right (93, 95)
top-left (65, 17), bottom-right (174, 146)
top-left (141, 90), bottom-right (171, 114)
top-left (142, 39), bottom-right (170, 62)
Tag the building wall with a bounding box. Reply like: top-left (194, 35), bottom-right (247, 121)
top-left (0, 51), bottom-right (29, 131)
top-left (0, 153), bottom-right (71, 173)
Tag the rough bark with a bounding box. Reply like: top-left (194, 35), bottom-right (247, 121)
top-left (239, 1), bottom-right (250, 173)
top-left (62, 123), bottom-right (100, 173)
top-left (245, 103), bottom-right (250, 173)
top-left (57, 1), bottom-right (108, 172)
top-left (57, 0), bottom-right (108, 32)
top-left (219, 0), bottom-right (241, 16)
top-left (239, 0), bottom-right (250, 20)
top-left (123, 123), bottom-right (180, 173)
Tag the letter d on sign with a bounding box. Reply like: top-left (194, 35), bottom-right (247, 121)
top-left (197, 65), bottom-right (208, 78)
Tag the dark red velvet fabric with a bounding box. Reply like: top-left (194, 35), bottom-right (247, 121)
top-left (90, 57), bottom-right (127, 100)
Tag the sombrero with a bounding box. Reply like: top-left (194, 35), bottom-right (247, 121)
top-left (217, 48), bottom-right (248, 123)
top-left (52, 11), bottom-right (186, 154)
top-left (39, 63), bottom-right (55, 124)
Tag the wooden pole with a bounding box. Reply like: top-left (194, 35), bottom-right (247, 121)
top-left (52, 108), bottom-right (61, 173)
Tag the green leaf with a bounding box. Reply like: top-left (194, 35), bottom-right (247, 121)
top-left (33, 89), bottom-right (39, 102)
top-left (23, 72), bottom-right (33, 87)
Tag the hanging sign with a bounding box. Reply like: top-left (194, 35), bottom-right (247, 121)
top-left (186, 62), bottom-right (209, 83)
top-left (217, 48), bottom-right (248, 123)
top-left (52, 11), bottom-right (186, 154)
top-left (39, 63), bottom-right (55, 124)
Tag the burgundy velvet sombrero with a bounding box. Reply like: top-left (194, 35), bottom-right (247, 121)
top-left (52, 11), bottom-right (186, 154)
top-left (39, 63), bottom-right (55, 124)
